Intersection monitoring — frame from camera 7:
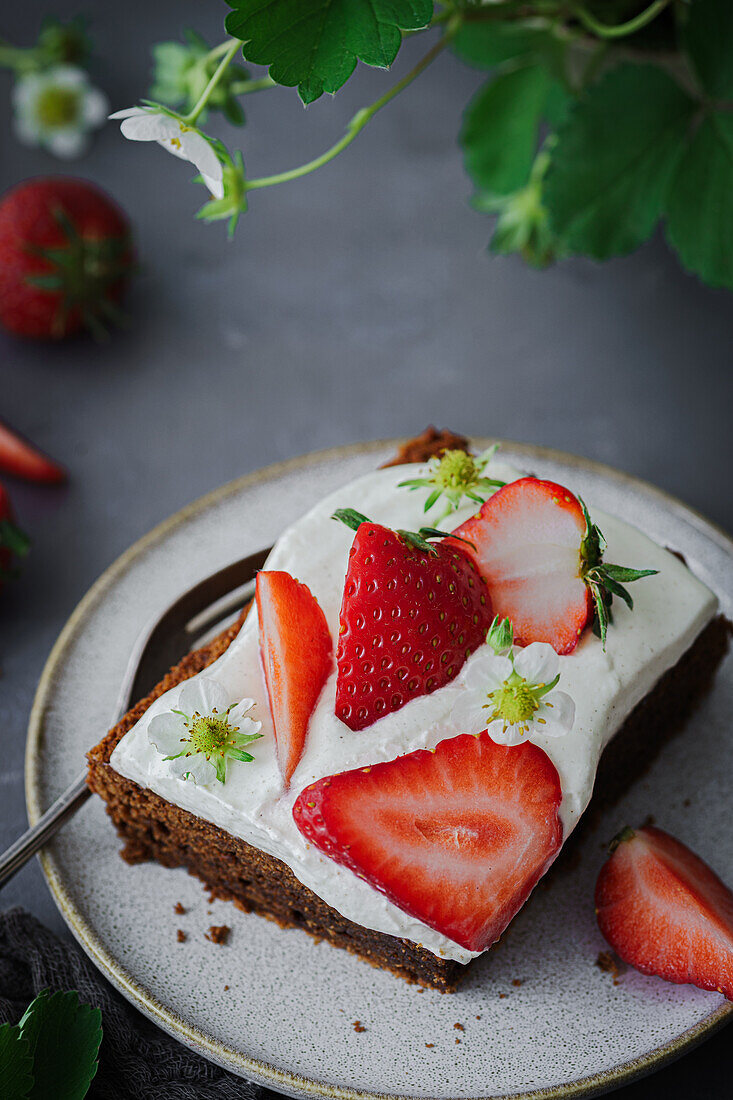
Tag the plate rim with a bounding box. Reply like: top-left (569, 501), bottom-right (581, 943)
top-left (25, 436), bottom-right (733, 1100)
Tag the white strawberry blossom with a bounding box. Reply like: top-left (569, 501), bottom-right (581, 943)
top-left (12, 65), bottom-right (108, 159)
top-left (148, 677), bottom-right (262, 786)
top-left (452, 641), bottom-right (575, 747)
top-left (109, 106), bottom-right (224, 197)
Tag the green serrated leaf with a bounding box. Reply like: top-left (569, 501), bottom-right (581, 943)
top-left (461, 64), bottom-right (555, 197)
top-left (0, 519), bottom-right (31, 558)
top-left (225, 0), bottom-right (432, 104)
top-left (597, 573), bottom-right (634, 610)
top-left (545, 64), bottom-right (695, 258)
top-left (601, 563), bottom-right (658, 583)
top-left (682, 0), bottom-right (733, 101)
top-left (665, 112), bottom-right (733, 291)
top-left (19, 990), bottom-right (102, 1100)
top-left (451, 20), bottom-right (552, 69)
top-left (0, 1022), bottom-right (33, 1100)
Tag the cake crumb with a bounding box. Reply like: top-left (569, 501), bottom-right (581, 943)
top-left (499, 993), bottom-right (507, 999)
top-left (176, 929), bottom-right (186, 943)
top-left (453, 1023), bottom-right (464, 1031)
top-left (455, 1038), bottom-right (461, 1045)
top-left (224, 985), bottom-right (229, 991)
top-left (425, 1043), bottom-right (434, 1049)
top-left (642, 813), bottom-right (656, 828)
top-left (173, 902), bottom-right (186, 915)
top-left (596, 950), bottom-right (622, 984)
top-left (511, 979), bottom-right (523, 987)
top-left (352, 1021), bottom-right (366, 1033)
top-left (475, 1015), bottom-right (482, 1020)
top-left (683, 798), bottom-right (692, 807)
top-left (206, 924), bottom-right (230, 945)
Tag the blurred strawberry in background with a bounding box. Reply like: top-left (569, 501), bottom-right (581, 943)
top-left (0, 177), bottom-right (134, 340)
top-left (0, 481), bottom-right (30, 593)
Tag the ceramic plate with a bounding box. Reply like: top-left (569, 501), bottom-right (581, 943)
top-left (26, 440), bottom-right (733, 1100)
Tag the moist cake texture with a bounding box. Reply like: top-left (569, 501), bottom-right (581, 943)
top-left (87, 432), bottom-right (728, 989)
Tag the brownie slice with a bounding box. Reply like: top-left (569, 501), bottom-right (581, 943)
top-left (86, 433), bottom-right (730, 990)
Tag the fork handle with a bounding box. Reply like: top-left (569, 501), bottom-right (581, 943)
top-left (0, 772), bottom-right (90, 889)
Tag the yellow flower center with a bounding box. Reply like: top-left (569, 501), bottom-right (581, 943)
top-left (487, 680), bottom-right (538, 725)
top-left (188, 712), bottom-right (233, 756)
top-left (433, 450), bottom-right (479, 491)
top-left (36, 87), bottom-right (79, 128)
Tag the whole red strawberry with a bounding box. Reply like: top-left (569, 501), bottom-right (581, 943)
top-left (0, 177), bottom-right (133, 340)
top-left (0, 482), bottom-right (30, 591)
top-left (333, 510), bottom-right (493, 731)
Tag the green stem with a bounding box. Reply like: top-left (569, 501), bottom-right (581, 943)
top-left (246, 27), bottom-right (455, 192)
top-left (229, 75), bottom-right (277, 95)
top-left (0, 40), bottom-right (39, 72)
top-left (184, 39), bottom-right (240, 124)
top-left (571, 0), bottom-right (670, 39)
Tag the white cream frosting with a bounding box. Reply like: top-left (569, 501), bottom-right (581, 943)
top-left (111, 460), bottom-right (718, 963)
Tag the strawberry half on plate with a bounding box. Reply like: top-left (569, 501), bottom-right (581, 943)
top-left (453, 477), bottom-right (657, 654)
top-left (596, 825), bottom-right (733, 1000)
top-left (293, 731), bottom-right (563, 952)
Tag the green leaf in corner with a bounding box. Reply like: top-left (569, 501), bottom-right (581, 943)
top-left (665, 113), bottom-right (733, 291)
top-left (544, 64), bottom-right (695, 259)
top-left (451, 21), bottom-right (552, 69)
top-left (19, 990), bottom-right (102, 1100)
top-left (0, 1023), bottom-right (33, 1100)
top-left (461, 65), bottom-right (556, 198)
top-left (681, 0), bottom-right (733, 101)
top-left (225, 0), bottom-right (433, 104)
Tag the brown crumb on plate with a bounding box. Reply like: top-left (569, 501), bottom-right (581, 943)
top-left (176, 929), bottom-right (186, 943)
top-left (512, 979), bottom-right (523, 987)
top-left (425, 1043), bottom-right (434, 1049)
top-left (454, 1023), bottom-right (464, 1031)
top-left (206, 924), bottom-right (230, 945)
top-left (352, 1021), bottom-right (366, 1033)
top-left (596, 950), bottom-right (623, 984)
top-left (173, 902), bottom-right (185, 915)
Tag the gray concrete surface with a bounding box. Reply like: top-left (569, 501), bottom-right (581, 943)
top-left (0, 2), bottom-right (731, 1094)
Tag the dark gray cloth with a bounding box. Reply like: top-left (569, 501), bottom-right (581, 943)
top-left (0, 907), bottom-right (270, 1099)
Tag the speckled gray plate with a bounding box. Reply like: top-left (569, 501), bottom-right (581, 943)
top-left (26, 440), bottom-right (733, 1100)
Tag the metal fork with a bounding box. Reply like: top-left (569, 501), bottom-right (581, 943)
top-left (0, 546), bottom-right (271, 889)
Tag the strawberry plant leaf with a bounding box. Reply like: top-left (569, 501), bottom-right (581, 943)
top-left (18, 990), bottom-right (102, 1100)
top-left (461, 64), bottom-right (555, 197)
top-left (225, 0), bottom-right (432, 104)
top-left (544, 64), bottom-right (695, 258)
top-left (682, 0), bottom-right (733, 100)
top-left (0, 1023), bottom-right (33, 1100)
top-left (451, 20), bottom-right (552, 68)
top-left (665, 113), bottom-right (733, 291)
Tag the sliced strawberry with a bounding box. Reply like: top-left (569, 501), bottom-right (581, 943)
top-left (293, 732), bottom-right (563, 951)
top-left (0, 419), bottom-right (66, 484)
top-left (335, 520), bottom-right (492, 731)
top-left (452, 478), bottom-right (590, 654)
top-left (596, 825), bottom-right (733, 1000)
top-left (256, 570), bottom-right (332, 784)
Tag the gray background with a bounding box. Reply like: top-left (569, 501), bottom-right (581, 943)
top-left (0, 2), bottom-right (730, 1095)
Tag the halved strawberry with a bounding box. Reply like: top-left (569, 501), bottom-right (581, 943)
top-left (256, 570), bottom-right (332, 784)
top-left (333, 514), bottom-right (493, 731)
top-left (293, 732), bottom-right (563, 952)
top-left (453, 477), bottom-right (656, 654)
top-left (596, 825), bottom-right (733, 1000)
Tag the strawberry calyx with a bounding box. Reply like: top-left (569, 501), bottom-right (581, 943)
top-left (608, 824), bottom-right (636, 854)
top-left (27, 207), bottom-right (133, 338)
top-left (578, 499), bottom-right (658, 647)
top-left (398, 445), bottom-right (506, 523)
top-left (332, 507), bottom-right (474, 556)
top-left (0, 517), bottom-right (30, 581)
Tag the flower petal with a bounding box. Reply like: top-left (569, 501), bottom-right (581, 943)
top-left (201, 171), bottom-right (225, 200)
top-left (179, 677), bottom-right (229, 717)
top-left (463, 652), bottom-right (512, 691)
top-left (47, 65), bottom-right (87, 88)
top-left (82, 87), bottom-right (110, 127)
top-left (514, 643), bottom-right (558, 685)
top-left (537, 691), bottom-right (575, 736)
top-left (47, 129), bottom-right (88, 159)
top-left (182, 753), bottom-right (218, 785)
top-left (180, 130), bottom-right (222, 182)
top-left (148, 712), bottom-right (188, 755)
top-left (119, 112), bottom-right (177, 143)
top-left (485, 719), bottom-right (525, 747)
top-left (228, 698), bottom-right (256, 725)
top-left (109, 106), bottom-right (147, 120)
top-left (451, 690), bottom-right (488, 735)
